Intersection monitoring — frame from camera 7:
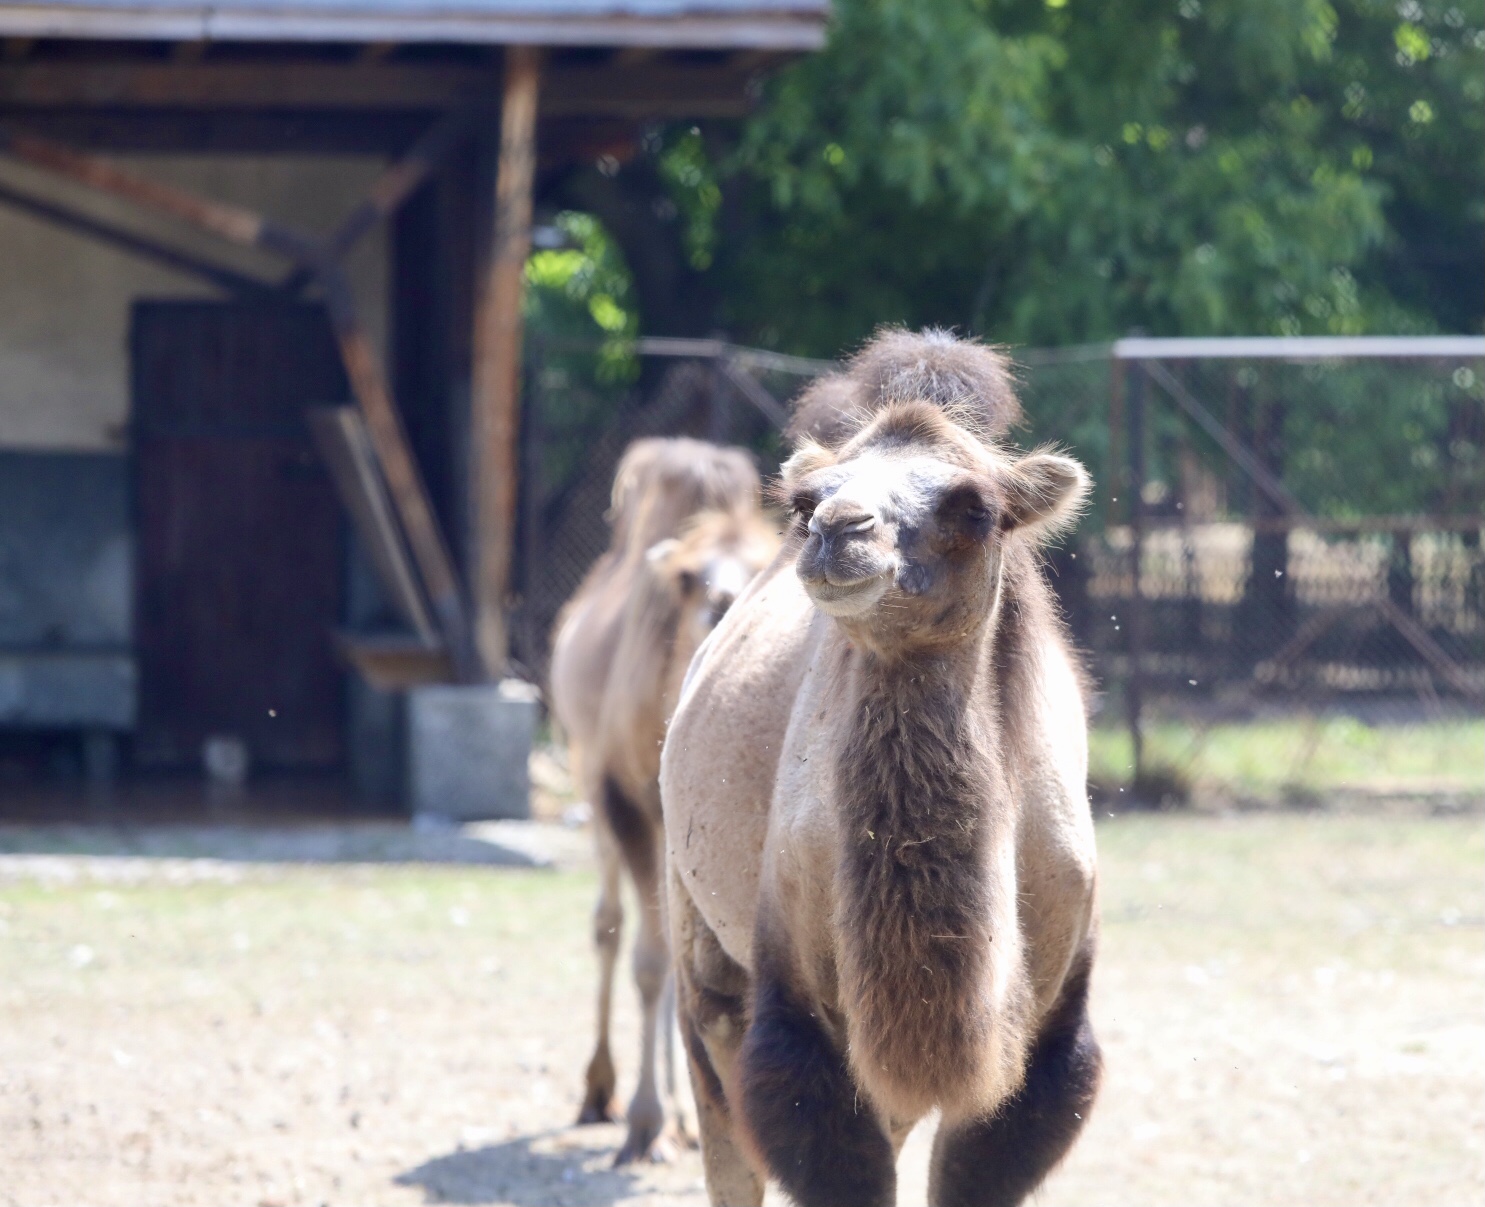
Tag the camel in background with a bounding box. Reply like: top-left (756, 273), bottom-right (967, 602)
top-left (660, 331), bottom-right (1101, 1206)
top-left (549, 437), bottom-right (778, 1165)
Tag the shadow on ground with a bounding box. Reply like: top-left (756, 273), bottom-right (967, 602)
top-left (0, 819), bottom-right (592, 875)
top-left (397, 1132), bottom-right (650, 1206)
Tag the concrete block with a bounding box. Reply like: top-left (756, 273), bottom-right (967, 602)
top-left (406, 680), bottom-right (538, 821)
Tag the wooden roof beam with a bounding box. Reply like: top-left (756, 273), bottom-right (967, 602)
top-left (0, 60), bottom-right (762, 117)
top-left (0, 176), bottom-right (275, 294)
top-left (357, 41), bottom-right (397, 65)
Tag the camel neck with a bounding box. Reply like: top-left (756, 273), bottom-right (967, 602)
top-left (827, 631), bottom-right (1018, 1116)
top-left (833, 641), bottom-right (1001, 863)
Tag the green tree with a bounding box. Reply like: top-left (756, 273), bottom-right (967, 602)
top-left (526, 1), bottom-right (1484, 518)
top-left (683, 0), bottom-right (1484, 356)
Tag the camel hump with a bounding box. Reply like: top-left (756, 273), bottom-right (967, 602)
top-left (786, 327), bottom-right (1024, 449)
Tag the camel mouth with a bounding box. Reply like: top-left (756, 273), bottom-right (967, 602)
top-left (802, 574), bottom-right (889, 617)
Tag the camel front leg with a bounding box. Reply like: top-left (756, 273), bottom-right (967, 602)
top-left (737, 966), bottom-right (895, 1207)
top-left (577, 823), bottom-right (624, 1124)
top-left (928, 949), bottom-right (1101, 1207)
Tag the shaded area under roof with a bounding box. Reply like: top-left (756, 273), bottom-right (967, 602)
top-left (0, 0), bottom-right (829, 48)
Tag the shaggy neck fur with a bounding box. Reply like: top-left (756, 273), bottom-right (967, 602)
top-left (831, 554), bottom-right (1036, 1120)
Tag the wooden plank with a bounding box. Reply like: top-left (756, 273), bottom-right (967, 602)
top-left (320, 267), bottom-right (478, 680)
top-left (0, 178), bottom-right (274, 295)
top-left (279, 109), bottom-right (470, 291)
top-left (307, 406), bottom-right (439, 646)
top-left (357, 41), bottom-right (398, 65)
top-left (0, 110), bottom-right (637, 166)
top-left (2, 111), bottom-right (433, 153)
top-left (470, 44), bottom-right (539, 679)
top-left (0, 60), bottom-right (763, 117)
top-left (335, 633), bottom-right (453, 692)
top-left (0, 126), bottom-right (263, 245)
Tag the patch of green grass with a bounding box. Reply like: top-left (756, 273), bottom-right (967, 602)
top-left (1090, 716), bottom-right (1484, 801)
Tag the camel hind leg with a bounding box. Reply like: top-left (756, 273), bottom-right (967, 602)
top-left (577, 818), bottom-right (624, 1124)
top-left (670, 864), bottom-right (763, 1207)
top-left (660, 971), bottom-right (697, 1145)
top-left (928, 948), bottom-right (1101, 1207)
top-left (602, 776), bottom-right (674, 1165)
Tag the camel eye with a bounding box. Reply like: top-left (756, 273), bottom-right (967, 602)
top-left (790, 493), bottom-right (818, 522)
top-left (677, 569), bottom-right (700, 596)
top-left (940, 484), bottom-right (990, 526)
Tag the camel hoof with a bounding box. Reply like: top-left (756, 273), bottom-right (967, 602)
top-left (576, 1096), bottom-right (622, 1126)
top-left (613, 1129), bottom-right (678, 1167)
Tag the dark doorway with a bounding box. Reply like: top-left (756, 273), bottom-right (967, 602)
top-left (132, 301), bottom-right (348, 771)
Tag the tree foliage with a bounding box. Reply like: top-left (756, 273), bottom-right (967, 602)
top-left (527, 1), bottom-right (1483, 519)
top-left (687, 0), bottom-right (1484, 356)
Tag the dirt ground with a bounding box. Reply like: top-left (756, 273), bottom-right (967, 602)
top-left (1, 807), bottom-right (1481, 1207)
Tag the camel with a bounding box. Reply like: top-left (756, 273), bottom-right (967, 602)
top-left (549, 437), bottom-right (779, 1165)
top-left (659, 330), bottom-right (1101, 1207)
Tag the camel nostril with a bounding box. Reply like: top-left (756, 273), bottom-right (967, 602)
top-left (809, 510), bottom-right (878, 539)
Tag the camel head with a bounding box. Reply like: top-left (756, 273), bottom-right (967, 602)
top-left (608, 437), bottom-right (762, 562)
top-left (648, 509), bottom-right (781, 652)
top-left (780, 401), bottom-right (1087, 651)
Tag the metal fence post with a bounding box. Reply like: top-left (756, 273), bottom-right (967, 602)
top-left (1126, 358), bottom-right (1147, 784)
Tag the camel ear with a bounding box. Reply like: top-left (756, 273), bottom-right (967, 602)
top-left (645, 537), bottom-right (680, 568)
top-left (779, 438), bottom-right (834, 487)
top-left (1000, 452), bottom-right (1089, 539)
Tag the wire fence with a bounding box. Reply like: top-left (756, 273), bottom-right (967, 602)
top-left (516, 335), bottom-right (1485, 803)
top-left (509, 338), bottom-right (813, 672)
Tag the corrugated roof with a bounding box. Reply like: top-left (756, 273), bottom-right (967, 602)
top-left (0, 0), bottom-right (829, 48)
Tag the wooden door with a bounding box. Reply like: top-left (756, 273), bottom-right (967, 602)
top-left (132, 301), bottom-right (348, 770)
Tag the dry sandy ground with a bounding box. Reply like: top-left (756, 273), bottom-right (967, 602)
top-left (0, 810), bottom-right (1481, 1206)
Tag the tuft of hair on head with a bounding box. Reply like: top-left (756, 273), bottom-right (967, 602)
top-left (784, 372), bottom-right (868, 450)
top-left (847, 327), bottom-right (1023, 437)
top-left (783, 328), bottom-right (1024, 451)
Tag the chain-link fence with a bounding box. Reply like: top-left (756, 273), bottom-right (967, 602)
top-left (510, 338), bottom-right (819, 674)
top-left (517, 335), bottom-right (1485, 803)
top-left (1025, 338), bottom-right (1484, 803)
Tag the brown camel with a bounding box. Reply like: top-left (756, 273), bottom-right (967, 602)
top-left (660, 331), bottom-right (1101, 1206)
top-left (549, 437), bottom-right (778, 1164)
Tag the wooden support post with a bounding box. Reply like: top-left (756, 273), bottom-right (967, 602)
top-left (471, 45), bottom-right (541, 679)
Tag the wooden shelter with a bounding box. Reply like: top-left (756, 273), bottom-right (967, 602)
top-left (0, 0), bottom-right (825, 793)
